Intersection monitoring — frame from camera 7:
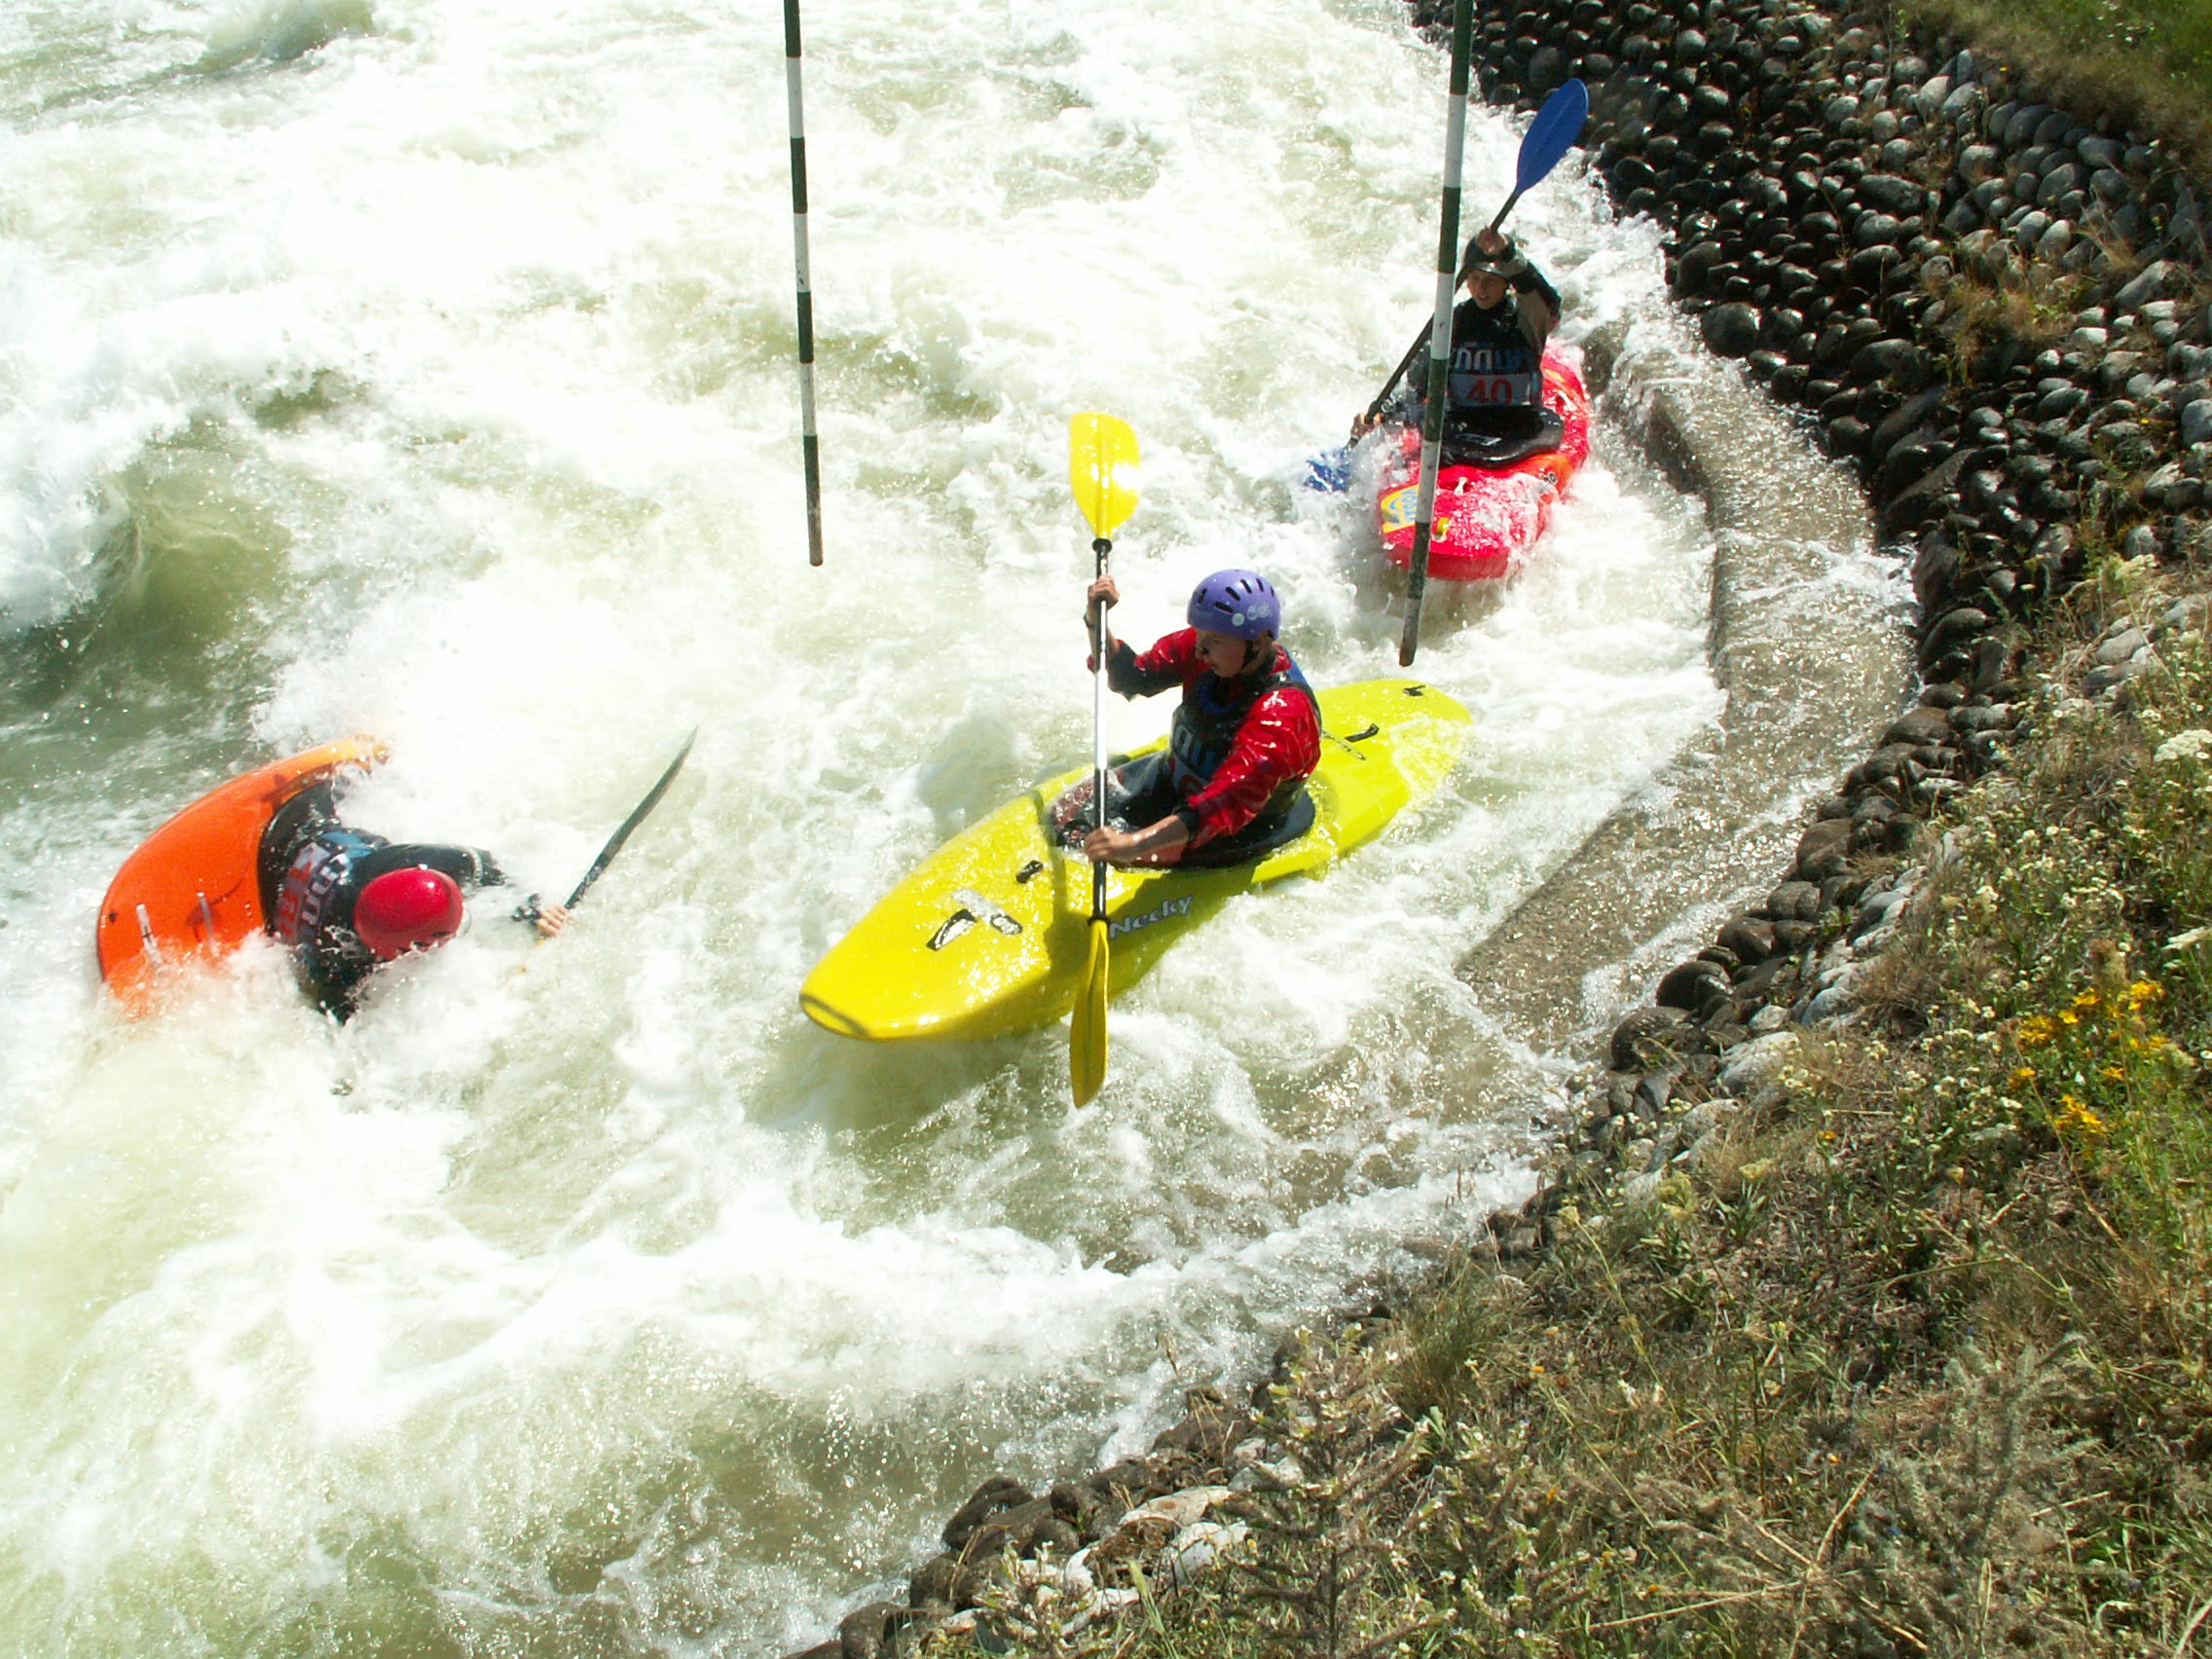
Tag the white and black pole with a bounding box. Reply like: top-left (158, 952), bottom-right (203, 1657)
top-left (1398, 0), bottom-right (1473, 668)
top-left (784, 0), bottom-right (826, 567)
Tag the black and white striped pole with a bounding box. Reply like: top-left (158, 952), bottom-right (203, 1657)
top-left (784, 0), bottom-right (826, 567)
top-left (1398, 0), bottom-right (1472, 667)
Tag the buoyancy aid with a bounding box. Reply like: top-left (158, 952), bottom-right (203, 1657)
top-left (272, 826), bottom-right (387, 951)
top-left (1166, 651), bottom-right (1320, 838)
top-left (1448, 298), bottom-right (1545, 411)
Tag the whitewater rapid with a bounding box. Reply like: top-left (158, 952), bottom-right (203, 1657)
top-left (0, 0), bottom-right (1894, 1651)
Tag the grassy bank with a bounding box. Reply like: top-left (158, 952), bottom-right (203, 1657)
top-left (931, 568), bottom-right (2212, 1659)
top-left (1894, 0), bottom-right (2212, 156)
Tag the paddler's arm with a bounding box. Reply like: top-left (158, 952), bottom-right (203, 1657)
top-left (393, 843), bottom-right (571, 940)
top-left (1084, 812), bottom-right (1193, 867)
top-left (1084, 577), bottom-right (1183, 695)
top-left (1470, 227), bottom-right (1560, 349)
top-left (1085, 574), bottom-right (1121, 660)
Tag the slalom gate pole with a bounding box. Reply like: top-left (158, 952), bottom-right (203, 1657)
top-left (1397, 0), bottom-right (1473, 668)
top-left (784, 0), bottom-right (826, 567)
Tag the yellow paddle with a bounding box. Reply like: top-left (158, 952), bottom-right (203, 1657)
top-left (1068, 412), bottom-right (1140, 1106)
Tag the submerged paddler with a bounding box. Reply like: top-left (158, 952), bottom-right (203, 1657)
top-left (1064, 568), bottom-right (1321, 869)
top-left (255, 781), bottom-right (569, 1018)
top-left (1351, 226), bottom-right (1564, 467)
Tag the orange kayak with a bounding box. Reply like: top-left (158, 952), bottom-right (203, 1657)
top-left (95, 737), bottom-right (387, 1015)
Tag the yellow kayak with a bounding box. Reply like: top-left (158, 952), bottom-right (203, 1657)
top-left (800, 679), bottom-right (1470, 1042)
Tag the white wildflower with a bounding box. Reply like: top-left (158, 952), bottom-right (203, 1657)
top-left (2155, 729), bottom-right (2212, 764)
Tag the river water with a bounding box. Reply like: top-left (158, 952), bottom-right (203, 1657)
top-left (0, 0), bottom-right (1896, 1652)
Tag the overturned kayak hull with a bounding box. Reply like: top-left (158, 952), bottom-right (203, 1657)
top-left (95, 737), bottom-right (387, 1016)
top-left (1376, 346), bottom-right (1593, 582)
top-left (799, 680), bottom-right (1470, 1043)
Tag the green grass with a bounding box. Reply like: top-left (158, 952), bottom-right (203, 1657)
top-left (1892, 0), bottom-right (2212, 155)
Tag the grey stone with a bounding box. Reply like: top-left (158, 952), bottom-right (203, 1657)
top-left (2095, 627), bottom-right (2149, 665)
top-left (1882, 706), bottom-right (1953, 747)
top-left (2117, 260), bottom-right (2187, 312)
top-left (1794, 818), bottom-right (1855, 882)
top-left (1718, 1030), bottom-right (1799, 1093)
top-left (1766, 879), bottom-right (1823, 923)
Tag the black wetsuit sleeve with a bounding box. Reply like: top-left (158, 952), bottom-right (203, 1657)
top-left (1103, 639), bottom-right (1183, 699)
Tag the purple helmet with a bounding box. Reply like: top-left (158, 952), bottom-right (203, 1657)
top-left (1187, 570), bottom-right (1280, 641)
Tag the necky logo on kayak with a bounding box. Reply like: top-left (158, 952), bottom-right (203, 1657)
top-left (1109, 895), bottom-right (1192, 940)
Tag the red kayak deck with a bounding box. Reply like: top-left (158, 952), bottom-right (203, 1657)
top-left (1375, 347), bottom-right (1592, 582)
top-left (95, 737), bottom-right (386, 1015)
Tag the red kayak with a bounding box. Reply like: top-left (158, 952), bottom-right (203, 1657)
top-left (1375, 346), bottom-right (1592, 582)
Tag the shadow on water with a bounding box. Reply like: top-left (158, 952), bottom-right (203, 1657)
top-left (0, 435), bottom-right (305, 817)
top-left (191, 0), bottom-right (377, 76)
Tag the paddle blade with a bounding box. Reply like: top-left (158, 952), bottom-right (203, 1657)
top-left (1069, 413), bottom-right (1140, 540)
top-left (1070, 918), bottom-right (1109, 1106)
top-left (1515, 78), bottom-right (1589, 194)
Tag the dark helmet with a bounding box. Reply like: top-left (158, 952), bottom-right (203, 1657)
top-left (1458, 236), bottom-right (1522, 280)
top-left (354, 867), bottom-right (466, 960)
top-left (1187, 570), bottom-right (1280, 641)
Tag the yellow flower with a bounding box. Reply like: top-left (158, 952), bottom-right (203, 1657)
top-left (2102, 1065), bottom-right (2126, 1081)
top-left (2129, 979), bottom-right (2165, 1007)
top-left (2052, 1094), bottom-right (2109, 1143)
top-left (2018, 1015), bottom-right (2057, 1049)
top-left (2010, 1066), bottom-right (2037, 1088)
top-left (2073, 989), bottom-right (2102, 1011)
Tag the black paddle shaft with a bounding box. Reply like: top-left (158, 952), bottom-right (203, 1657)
top-left (564, 730), bottom-right (698, 909)
top-left (1088, 535), bottom-right (1113, 917)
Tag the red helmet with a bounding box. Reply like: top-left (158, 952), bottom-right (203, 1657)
top-left (354, 867), bottom-right (466, 961)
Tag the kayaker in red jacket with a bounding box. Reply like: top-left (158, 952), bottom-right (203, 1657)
top-left (1071, 568), bottom-right (1321, 868)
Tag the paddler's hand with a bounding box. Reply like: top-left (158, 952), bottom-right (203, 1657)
top-left (531, 902), bottom-right (571, 939)
top-left (1083, 816), bottom-right (1190, 867)
top-left (1085, 574), bottom-right (1120, 634)
top-left (1083, 826), bottom-right (1136, 866)
top-left (1349, 409), bottom-right (1380, 440)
